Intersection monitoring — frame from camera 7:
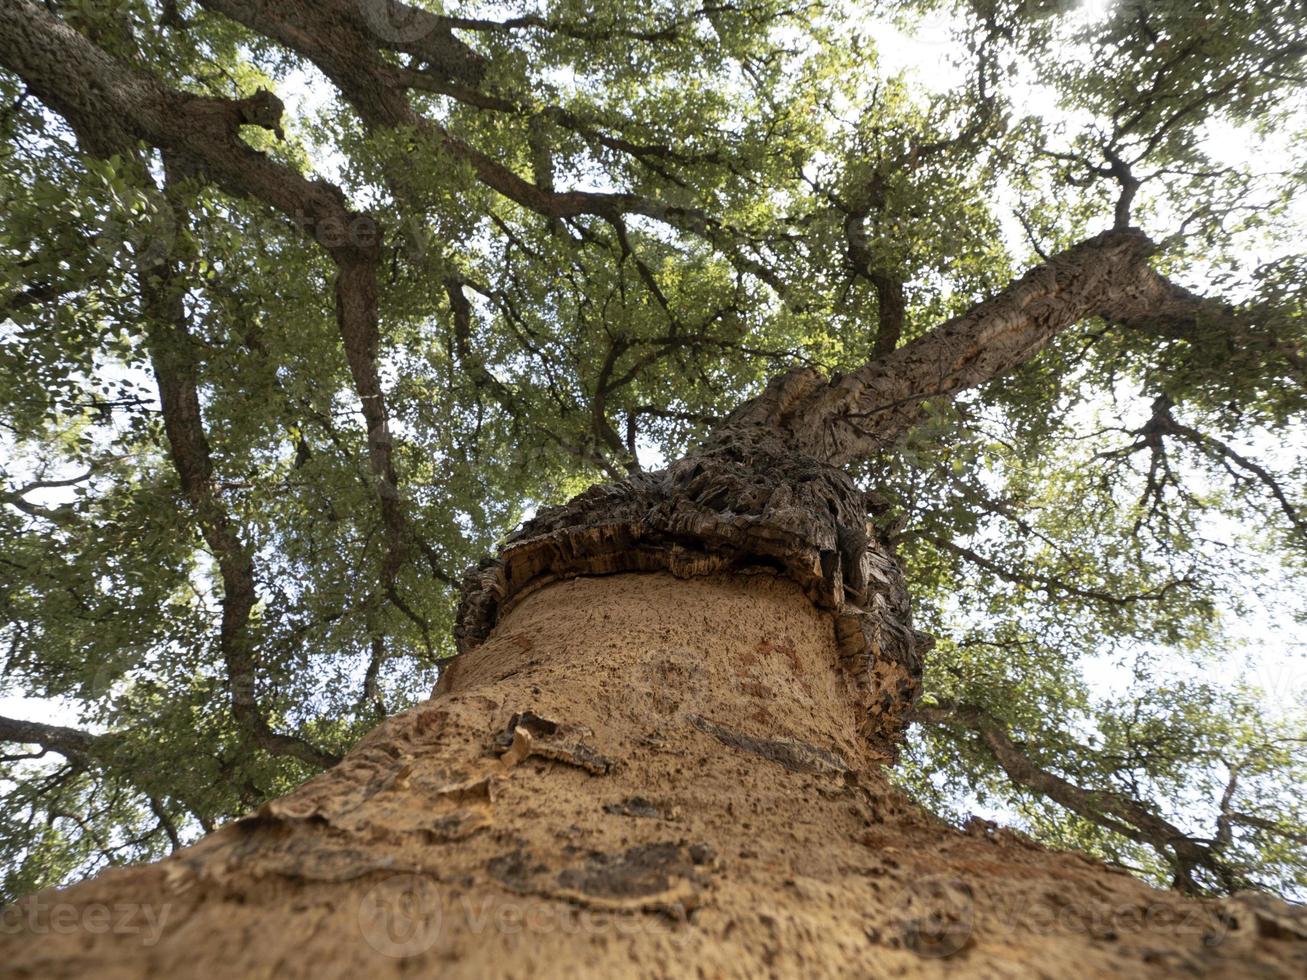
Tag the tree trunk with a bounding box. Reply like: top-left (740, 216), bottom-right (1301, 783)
top-left (3, 446), bottom-right (1304, 978)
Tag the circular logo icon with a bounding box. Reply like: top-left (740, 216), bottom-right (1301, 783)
top-left (358, 873), bottom-right (443, 958)
top-left (888, 874), bottom-right (975, 958)
top-left (356, 0), bottom-right (437, 44)
top-left (639, 647), bottom-right (714, 719)
top-left (86, 659), bottom-right (137, 703)
top-left (890, 7), bottom-right (960, 50)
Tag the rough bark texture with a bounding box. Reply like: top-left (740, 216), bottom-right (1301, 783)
top-left (3, 573), bottom-right (1304, 978)
top-left (456, 426), bottom-right (928, 760)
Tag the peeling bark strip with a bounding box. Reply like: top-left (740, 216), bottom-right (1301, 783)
top-left (603, 797), bottom-right (663, 819)
top-left (494, 711), bottom-right (616, 775)
top-left (492, 841), bottom-right (708, 917)
top-left (686, 714), bottom-right (850, 775)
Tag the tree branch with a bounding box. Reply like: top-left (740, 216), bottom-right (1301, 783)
top-left (1148, 398), bottom-right (1307, 545)
top-left (928, 535), bottom-right (1190, 607)
top-left (0, 715), bottom-right (100, 766)
top-left (724, 228), bottom-right (1238, 466)
top-left (140, 171), bottom-right (339, 771)
top-left (911, 699), bottom-right (1233, 894)
top-left (194, 0), bottom-right (790, 297)
top-left (0, 0), bottom-right (452, 605)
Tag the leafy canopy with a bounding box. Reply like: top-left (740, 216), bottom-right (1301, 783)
top-left (1, 0), bottom-right (1305, 900)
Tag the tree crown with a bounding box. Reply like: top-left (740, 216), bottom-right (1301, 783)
top-left (1, 0), bottom-right (1304, 900)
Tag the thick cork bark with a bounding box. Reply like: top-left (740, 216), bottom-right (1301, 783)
top-left (2, 572), bottom-right (1303, 978)
top-left (456, 432), bottom-right (930, 760)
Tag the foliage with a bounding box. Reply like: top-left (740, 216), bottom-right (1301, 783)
top-left (1, 0), bottom-right (1304, 901)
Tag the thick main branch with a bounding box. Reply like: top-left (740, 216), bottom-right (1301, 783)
top-left (140, 181), bottom-right (338, 770)
top-left (723, 229), bottom-right (1246, 466)
top-left (0, 715), bottom-right (100, 765)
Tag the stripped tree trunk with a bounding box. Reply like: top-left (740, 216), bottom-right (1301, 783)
top-left (3, 3), bottom-right (1307, 974)
top-left (4, 403), bottom-right (1305, 978)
